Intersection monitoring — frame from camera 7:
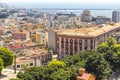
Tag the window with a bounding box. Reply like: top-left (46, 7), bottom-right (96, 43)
top-left (91, 39), bottom-right (93, 44)
top-left (70, 52), bottom-right (73, 55)
top-left (79, 40), bottom-right (82, 45)
top-left (66, 45), bottom-right (68, 50)
top-left (74, 46), bottom-right (77, 52)
top-left (91, 46), bottom-right (93, 49)
top-left (17, 65), bottom-right (20, 68)
top-left (61, 43), bottom-right (64, 48)
top-left (30, 63), bottom-right (33, 66)
top-left (70, 39), bottom-right (73, 44)
top-left (74, 39), bottom-right (77, 44)
top-left (80, 46), bottom-right (82, 50)
top-left (85, 39), bottom-right (87, 44)
top-left (84, 46), bottom-right (88, 50)
top-left (61, 38), bottom-right (64, 43)
top-left (70, 45), bottom-right (73, 50)
top-left (66, 38), bottom-right (68, 43)
top-left (43, 40), bottom-right (44, 43)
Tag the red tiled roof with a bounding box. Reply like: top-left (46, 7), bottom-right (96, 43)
top-left (77, 73), bottom-right (91, 80)
top-left (24, 43), bottom-right (33, 47)
top-left (12, 30), bottom-right (27, 34)
top-left (0, 28), bottom-right (6, 30)
top-left (8, 44), bottom-right (23, 49)
top-left (30, 52), bottom-right (48, 58)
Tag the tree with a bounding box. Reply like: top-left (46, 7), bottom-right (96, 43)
top-left (106, 37), bottom-right (116, 47)
top-left (98, 37), bottom-right (117, 53)
top-left (0, 47), bottom-right (14, 67)
top-left (97, 42), bottom-right (109, 53)
top-left (9, 78), bottom-right (22, 80)
top-left (85, 53), bottom-right (112, 80)
top-left (0, 57), bottom-right (4, 75)
top-left (21, 64), bottom-right (28, 71)
top-left (97, 37), bottom-right (120, 71)
top-left (50, 69), bottom-right (71, 80)
top-left (48, 60), bottom-right (66, 68)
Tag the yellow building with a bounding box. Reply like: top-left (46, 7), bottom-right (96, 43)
top-left (36, 30), bottom-right (46, 46)
top-left (36, 33), bottom-right (42, 44)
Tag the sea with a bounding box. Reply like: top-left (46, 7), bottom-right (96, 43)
top-left (32, 9), bottom-right (120, 18)
top-left (7, 3), bottom-right (120, 18)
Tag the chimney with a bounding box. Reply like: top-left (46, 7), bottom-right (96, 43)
top-left (78, 68), bottom-right (85, 76)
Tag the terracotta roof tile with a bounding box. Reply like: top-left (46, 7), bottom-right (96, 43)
top-left (77, 73), bottom-right (91, 80)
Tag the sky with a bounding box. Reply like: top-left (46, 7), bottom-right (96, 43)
top-left (2, 0), bottom-right (120, 3)
top-left (1, 0), bottom-right (120, 9)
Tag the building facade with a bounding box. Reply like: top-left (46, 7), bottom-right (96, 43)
top-left (12, 30), bottom-right (30, 40)
top-left (56, 23), bottom-right (120, 59)
top-left (12, 50), bottom-right (53, 70)
top-left (81, 10), bottom-right (92, 22)
top-left (96, 16), bottom-right (111, 25)
top-left (48, 29), bottom-right (58, 53)
top-left (112, 11), bottom-right (120, 22)
top-left (36, 30), bottom-right (46, 45)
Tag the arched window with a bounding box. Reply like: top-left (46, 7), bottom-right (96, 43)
top-left (85, 39), bottom-right (87, 44)
top-left (61, 38), bottom-right (64, 43)
top-left (70, 39), bottom-right (73, 44)
top-left (74, 39), bottom-right (77, 44)
top-left (79, 40), bottom-right (82, 45)
top-left (91, 39), bottom-right (93, 44)
top-left (66, 38), bottom-right (68, 43)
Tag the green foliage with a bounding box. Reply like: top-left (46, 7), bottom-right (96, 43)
top-left (21, 64), bottom-right (28, 71)
top-left (17, 71), bottom-right (34, 80)
top-left (50, 69), bottom-right (71, 80)
top-left (0, 47), bottom-right (14, 67)
top-left (106, 37), bottom-right (116, 47)
top-left (97, 37), bottom-right (120, 71)
top-left (0, 57), bottom-right (4, 75)
top-left (9, 78), bottom-right (22, 80)
top-left (17, 37), bottom-right (120, 80)
top-left (85, 53), bottom-right (112, 80)
top-left (97, 42), bottom-right (109, 53)
top-left (48, 60), bottom-right (66, 68)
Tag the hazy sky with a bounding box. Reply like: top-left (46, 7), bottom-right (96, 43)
top-left (2, 0), bottom-right (120, 9)
top-left (2, 0), bottom-right (120, 3)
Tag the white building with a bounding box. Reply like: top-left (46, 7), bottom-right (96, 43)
top-left (58, 15), bottom-right (69, 22)
top-left (112, 11), bottom-right (120, 22)
top-left (81, 10), bottom-right (92, 22)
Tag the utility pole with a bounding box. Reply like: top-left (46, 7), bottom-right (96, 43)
top-left (14, 54), bottom-right (16, 73)
top-left (34, 57), bottom-right (37, 67)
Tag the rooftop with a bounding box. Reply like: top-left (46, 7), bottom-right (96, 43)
top-left (77, 73), bottom-right (91, 80)
top-left (57, 23), bottom-right (120, 38)
top-left (12, 30), bottom-right (28, 34)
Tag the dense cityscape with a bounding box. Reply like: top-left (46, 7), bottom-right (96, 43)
top-left (0, 1), bottom-right (120, 80)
